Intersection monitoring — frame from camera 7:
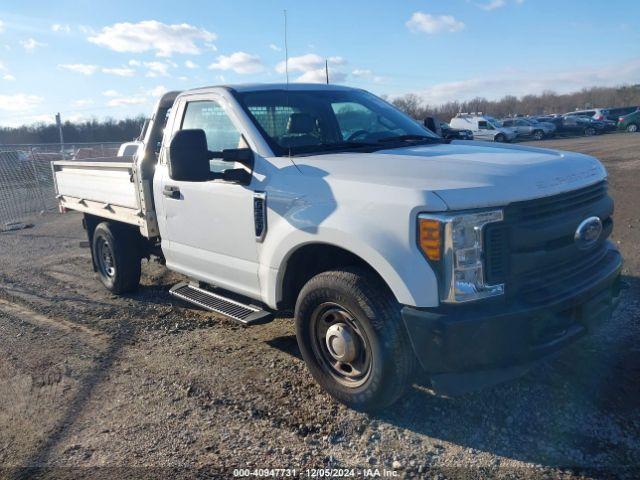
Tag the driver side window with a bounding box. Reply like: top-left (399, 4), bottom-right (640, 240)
top-left (478, 120), bottom-right (492, 130)
top-left (332, 102), bottom-right (382, 140)
top-left (182, 100), bottom-right (244, 173)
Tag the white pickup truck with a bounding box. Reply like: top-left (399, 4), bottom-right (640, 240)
top-left (52, 84), bottom-right (621, 411)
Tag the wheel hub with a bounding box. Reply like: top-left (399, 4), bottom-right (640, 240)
top-left (325, 323), bottom-right (357, 363)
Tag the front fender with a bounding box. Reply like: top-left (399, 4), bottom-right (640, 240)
top-left (258, 225), bottom-right (440, 310)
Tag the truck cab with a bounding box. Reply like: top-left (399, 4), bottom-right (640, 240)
top-left (53, 84), bottom-right (622, 411)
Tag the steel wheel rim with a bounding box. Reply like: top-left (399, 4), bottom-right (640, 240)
top-left (629, 124), bottom-right (638, 133)
top-left (309, 302), bottom-right (372, 388)
top-left (96, 237), bottom-right (116, 278)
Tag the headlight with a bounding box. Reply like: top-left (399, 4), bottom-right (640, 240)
top-left (418, 210), bottom-right (504, 303)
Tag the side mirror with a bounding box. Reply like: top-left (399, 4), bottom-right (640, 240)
top-left (168, 129), bottom-right (211, 182)
top-left (423, 117), bottom-right (441, 136)
top-left (222, 148), bottom-right (254, 168)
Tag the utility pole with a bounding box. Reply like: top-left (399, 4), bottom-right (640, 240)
top-left (55, 112), bottom-right (64, 149)
top-left (325, 59), bottom-right (329, 84)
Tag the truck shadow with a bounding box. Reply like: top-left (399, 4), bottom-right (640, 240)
top-left (374, 274), bottom-right (639, 468)
top-left (267, 276), bottom-right (639, 469)
top-left (10, 321), bottom-right (135, 480)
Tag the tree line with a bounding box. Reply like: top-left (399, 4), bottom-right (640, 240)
top-left (1, 84), bottom-right (639, 144)
top-left (0, 117), bottom-right (146, 145)
top-left (389, 84), bottom-right (640, 122)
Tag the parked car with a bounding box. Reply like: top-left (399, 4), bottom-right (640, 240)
top-left (618, 110), bottom-right (640, 133)
top-left (606, 106), bottom-right (639, 122)
top-left (52, 84), bottom-right (621, 411)
top-left (450, 114), bottom-right (517, 142)
top-left (538, 115), bottom-right (605, 136)
top-left (424, 116), bottom-right (473, 140)
top-left (565, 108), bottom-right (610, 121)
top-left (501, 117), bottom-right (555, 140)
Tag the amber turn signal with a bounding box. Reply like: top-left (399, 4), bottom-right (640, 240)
top-left (419, 218), bottom-right (442, 261)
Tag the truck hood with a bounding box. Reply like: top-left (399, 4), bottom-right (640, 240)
top-left (290, 141), bottom-right (606, 211)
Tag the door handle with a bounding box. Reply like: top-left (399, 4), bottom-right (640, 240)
top-left (163, 185), bottom-right (181, 199)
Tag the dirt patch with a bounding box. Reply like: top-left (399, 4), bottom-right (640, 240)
top-left (0, 133), bottom-right (639, 478)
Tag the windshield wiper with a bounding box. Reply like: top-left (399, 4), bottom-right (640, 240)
top-left (377, 134), bottom-right (444, 144)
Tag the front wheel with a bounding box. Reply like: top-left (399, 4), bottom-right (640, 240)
top-left (92, 222), bottom-right (141, 294)
top-left (295, 268), bottom-right (415, 411)
top-left (584, 127), bottom-right (597, 136)
top-left (627, 123), bottom-right (638, 133)
top-left (494, 133), bottom-right (506, 143)
top-left (532, 130), bottom-right (545, 140)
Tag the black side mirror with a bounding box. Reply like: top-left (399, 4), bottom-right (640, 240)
top-left (168, 129), bottom-right (211, 182)
top-left (221, 148), bottom-right (254, 168)
top-left (424, 117), bottom-right (441, 136)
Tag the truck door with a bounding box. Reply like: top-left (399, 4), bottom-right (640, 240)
top-left (158, 95), bottom-right (262, 299)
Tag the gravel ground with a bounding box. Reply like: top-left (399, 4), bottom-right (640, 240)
top-left (0, 133), bottom-right (639, 479)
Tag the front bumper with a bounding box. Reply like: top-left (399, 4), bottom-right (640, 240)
top-left (402, 247), bottom-right (622, 393)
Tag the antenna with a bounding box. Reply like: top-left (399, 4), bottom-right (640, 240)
top-left (325, 59), bottom-right (329, 84)
top-left (284, 10), bottom-right (289, 84)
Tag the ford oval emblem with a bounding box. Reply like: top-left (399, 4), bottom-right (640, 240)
top-left (575, 216), bottom-right (603, 250)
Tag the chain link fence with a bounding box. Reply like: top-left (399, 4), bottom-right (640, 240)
top-left (0, 143), bottom-right (121, 225)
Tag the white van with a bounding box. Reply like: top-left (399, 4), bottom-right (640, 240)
top-left (450, 113), bottom-right (517, 142)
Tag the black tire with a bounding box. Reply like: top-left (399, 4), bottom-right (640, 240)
top-left (584, 127), bottom-right (597, 136)
top-left (91, 222), bottom-right (141, 294)
top-left (532, 129), bottom-right (545, 140)
top-left (295, 267), bottom-right (415, 411)
top-left (494, 133), bottom-right (506, 143)
top-left (627, 123), bottom-right (638, 133)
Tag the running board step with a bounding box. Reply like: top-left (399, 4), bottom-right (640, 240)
top-left (169, 282), bottom-right (273, 326)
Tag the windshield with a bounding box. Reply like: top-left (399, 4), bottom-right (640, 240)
top-left (485, 116), bottom-right (503, 128)
top-left (232, 88), bottom-right (440, 156)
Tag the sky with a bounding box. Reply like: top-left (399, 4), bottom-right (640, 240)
top-left (0, 0), bottom-right (638, 126)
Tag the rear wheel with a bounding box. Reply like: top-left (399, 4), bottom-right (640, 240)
top-left (532, 129), bottom-right (545, 140)
top-left (494, 133), bottom-right (506, 143)
top-left (295, 268), bottom-right (415, 411)
top-left (627, 123), bottom-right (638, 133)
top-left (92, 222), bottom-right (141, 294)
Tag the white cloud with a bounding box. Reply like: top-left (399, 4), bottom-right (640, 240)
top-left (275, 54), bottom-right (347, 83)
top-left (0, 93), bottom-right (43, 112)
top-left (107, 96), bottom-right (149, 107)
top-left (128, 59), bottom-right (142, 67)
top-left (21, 38), bottom-right (47, 52)
top-left (184, 60), bottom-right (198, 69)
top-left (88, 20), bottom-right (217, 57)
top-left (269, 43), bottom-right (282, 52)
top-left (297, 69), bottom-right (347, 83)
top-left (102, 67), bottom-right (136, 77)
top-left (411, 57), bottom-right (640, 105)
top-left (352, 68), bottom-right (372, 77)
top-left (476, 0), bottom-right (524, 9)
top-left (102, 89), bottom-right (119, 97)
top-left (73, 99), bottom-right (94, 107)
top-left (51, 24), bottom-right (71, 33)
top-left (144, 61), bottom-right (170, 77)
top-left (0, 20), bottom-right (4, 33)
top-left (478, 0), bottom-right (506, 10)
top-left (209, 52), bottom-right (263, 74)
top-left (78, 25), bottom-right (94, 35)
top-left (59, 63), bottom-right (98, 75)
top-left (406, 12), bottom-right (465, 34)
top-left (3, 74), bottom-right (16, 81)
top-left (275, 53), bottom-right (345, 74)
top-left (148, 85), bottom-right (167, 97)
top-left (0, 60), bottom-right (5, 71)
